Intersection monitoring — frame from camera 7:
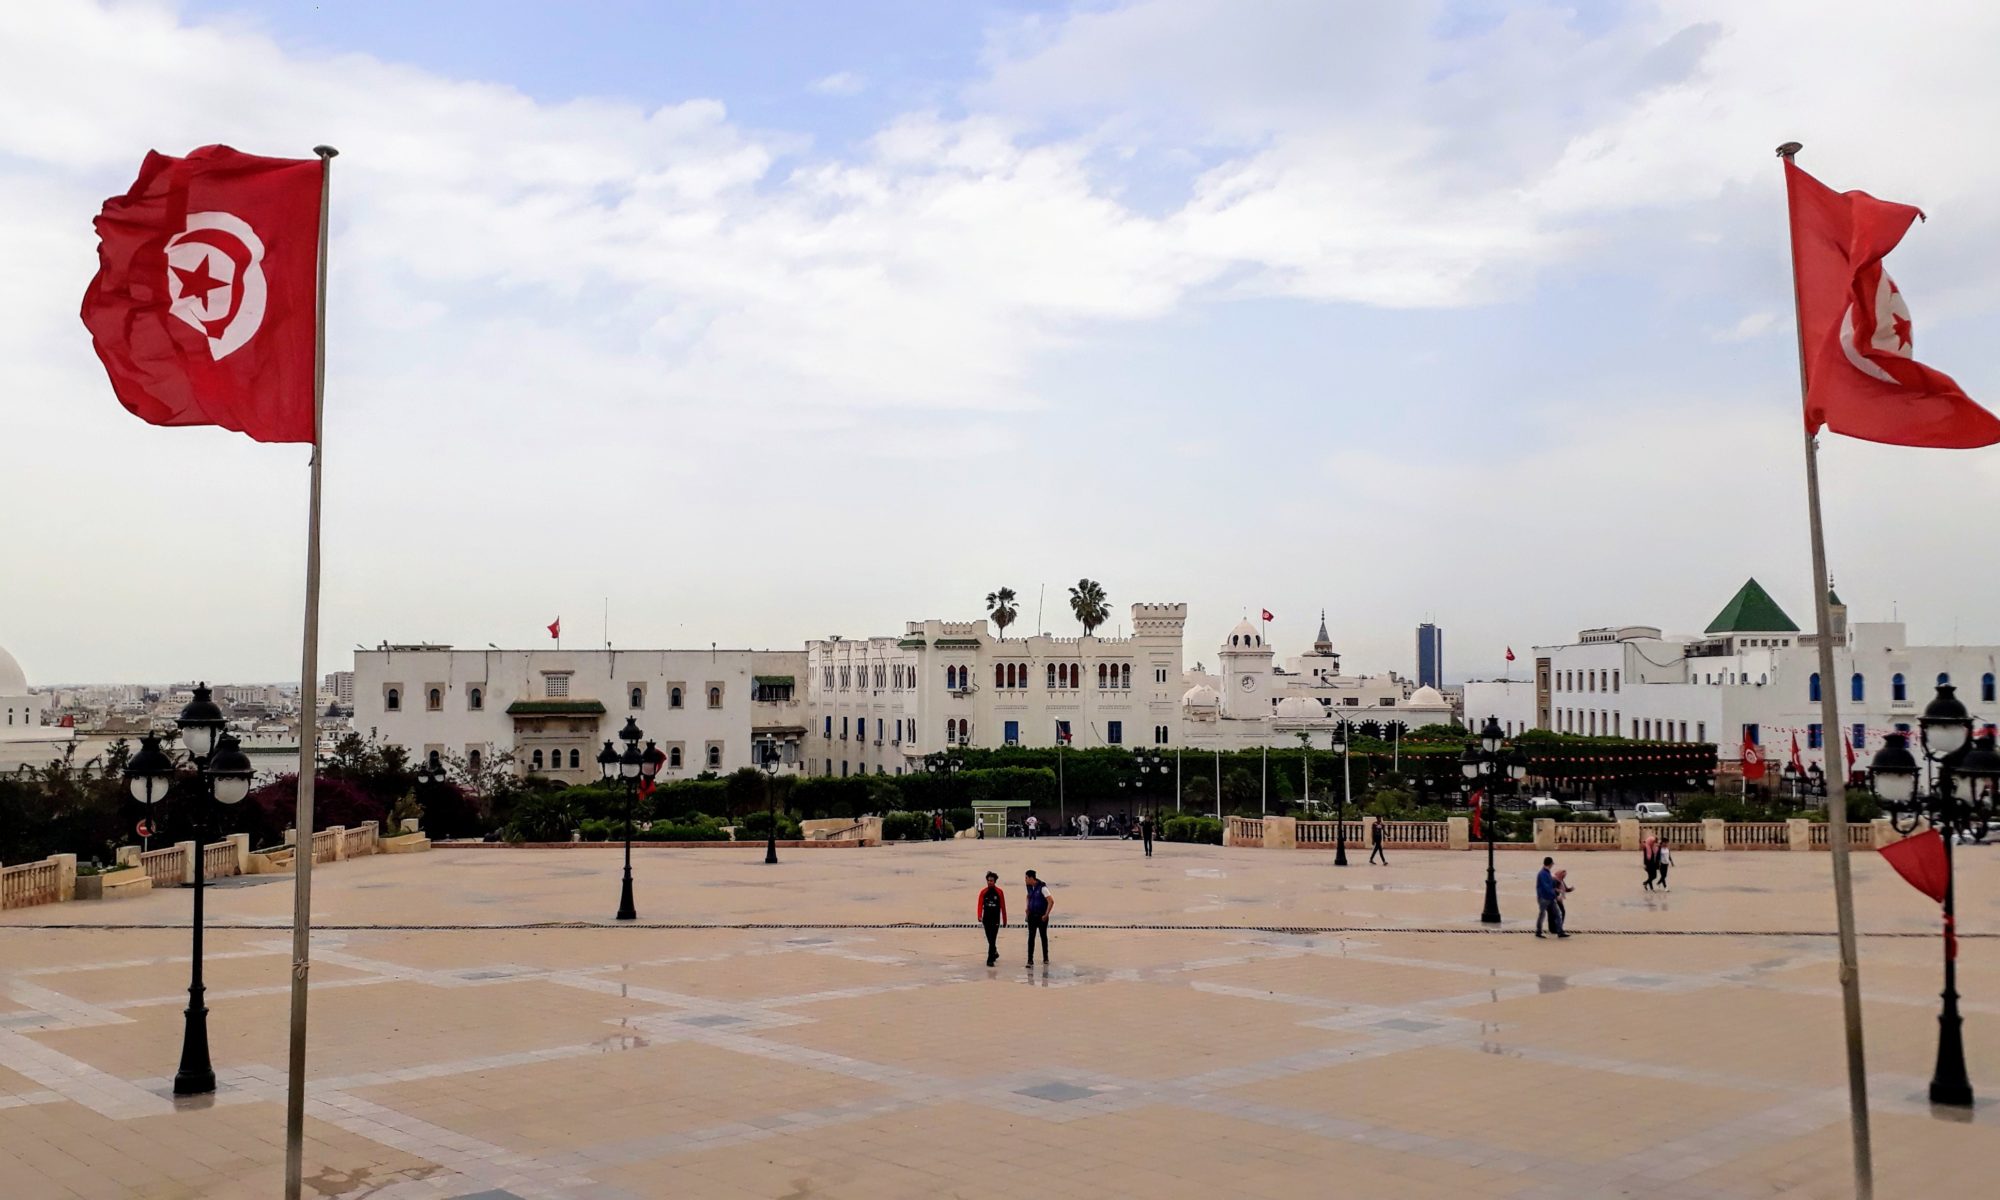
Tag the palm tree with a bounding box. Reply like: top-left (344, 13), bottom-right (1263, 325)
top-left (985, 587), bottom-right (1019, 640)
top-left (1068, 578), bottom-right (1109, 637)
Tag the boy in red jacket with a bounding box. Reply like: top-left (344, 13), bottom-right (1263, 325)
top-left (976, 871), bottom-right (1007, 966)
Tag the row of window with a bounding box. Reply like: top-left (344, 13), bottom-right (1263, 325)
top-left (527, 743), bottom-right (720, 772)
top-left (385, 683), bottom-right (724, 712)
top-left (823, 664), bottom-right (915, 691)
top-left (986, 662), bottom-right (1138, 690)
top-left (1555, 669), bottom-right (1620, 694)
top-left (1636, 718), bottom-right (1696, 742)
top-left (824, 715), bottom-right (911, 744)
top-left (1556, 709), bottom-right (1710, 743)
top-left (1808, 672), bottom-right (1993, 704)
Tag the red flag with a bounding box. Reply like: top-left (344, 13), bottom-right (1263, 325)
top-left (81, 146), bottom-right (323, 443)
top-left (1879, 828), bottom-right (1950, 907)
top-left (1784, 159), bottom-right (1999, 448)
top-left (1505, 647), bottom-right (1516, 663)
top-left (1790, 732), bottom-right (1805, 775)
top-left (1845, 734), bottom-right (1856, 774)
top-left (548, 618), bottom-right (561, 640)
top-left (1261, 609), bottom-right (1274, 622)
top-left (1742, 733), bottom-right (1766, 781)
top-left (1468, 790), bottom-right (1483, 839)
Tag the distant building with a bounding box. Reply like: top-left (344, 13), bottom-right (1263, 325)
top-left (323, 671), bottom-right (355, 705)
top-left (1415, 623), bottom-right (1444, 688)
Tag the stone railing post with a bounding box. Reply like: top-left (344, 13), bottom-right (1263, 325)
top-left (1786, 818), bottom-right (1811, 851)
top-left (1617, 818), bottom-right (1641, 852)
top-left (284, 827), bottom-right (297, 847)
top-left (116, 845), bottom-right (140, 868)
top-left (54, 853), bottom-right (77, 902)
top-left (1871, 817), bottom-right (1900, 846)
top-left (1702, 818), bottom-right (1726, 852)
top-left (228, 833), bottom-right (251, 873)
top-left (330, 825), bottom-right (348, 861)
top-left (1263, 816), bottom-right (1297, 850)
top-left (1447, 816), bottom-right (1469, 850)
top-left (1532, 818), bottom-right (1555, 850)
top-left (1222, 816), bottom-right (1239, 847)
top-left (174, 840), bottom-right (197, 879)
top-left (401, 817), bottom-right (421, 834)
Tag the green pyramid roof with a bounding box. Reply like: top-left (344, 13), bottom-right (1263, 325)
top-left (1705, 578), bottom-right (1799, 634)
top-left (1827, 587), bottom-right (1844, 607)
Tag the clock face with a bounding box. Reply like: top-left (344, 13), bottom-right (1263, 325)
top-left (1239, 675), bottom-right (1256, 691)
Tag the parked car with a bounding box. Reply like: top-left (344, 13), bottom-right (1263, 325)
top-left (1562, 799), bottom-right (1596, 812)
top-left (1527, 796), bottom-right (1564, 812)
top-left (1634, 802), bottom-right (1674, 821)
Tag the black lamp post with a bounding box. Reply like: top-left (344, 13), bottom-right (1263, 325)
top-left (1780, 761), bottom-right (1801, 804)
top-left (1870, 683), bottom-right (1995, 1109)
top-left (598, 717), bottom-right (653, 921)
top-left (1331, 723), bottom-right (1350, 867)
top-left (122, 684), bottom-right (252, 1096)
top-left (413, 751), bottom-right (446, 836)
top-left (760, 742), bottom-right (782, 864)
top-left (1120, 749), bottom-right (1164, 851)
top-left (1461, 716), bottom-right (1527, 925)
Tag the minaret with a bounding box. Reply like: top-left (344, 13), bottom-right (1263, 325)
top-left (1314, 610), bottom-right (1333, 655)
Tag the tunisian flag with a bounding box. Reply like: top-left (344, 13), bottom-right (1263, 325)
top-left (81, 146), bottom-right (322, 443)
top-left (1784, 159), bottom-right (1999, 448)
top-left (1742, 732), bottom-right (1767, 782)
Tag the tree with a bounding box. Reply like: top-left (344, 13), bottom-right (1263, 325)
top-left (1068, 578), bottom-right (1109, 636)
top-left (985, 587), bottom-right (1018, 639)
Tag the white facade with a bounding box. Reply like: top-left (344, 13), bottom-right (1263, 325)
top-left (0, 641), bottom-right (84, 774)
top-left (1498, 582), bottom-right (2000, 777)
top-left (352, 645), bottom-right (805, 784)
top-left (804, 603), bottom-right (1188, 776)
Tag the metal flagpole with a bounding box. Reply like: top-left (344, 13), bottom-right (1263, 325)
top-left (1777, 140), bottom-right (1873, 1200)
top-left (284, 144), bottom-right (337, 1200)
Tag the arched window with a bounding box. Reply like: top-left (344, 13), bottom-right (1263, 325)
top-left (1121, 663), bottom-right (1131, 689)
top-left (467, 749), bottom-right (481, 771)
top-left (631, 687), bottom-right (644, 709)
top-left (708, 686), bottom-right (722, 708)
top-left (707, 745), bottom-right (721, 768)
top-left (1938, 672), bottom-right (1951, 687)
top-left (568, 749), bottom-right (580, 769)
top-left (1809, 673), bottom-right (1821, 702)
top-left (1985, 673), bottom-right (1996, 703)
top-left (1893, 673), bottom-right (1906, 702)
top-left (385, 688), bottom-right (400, 711)
top-left (996, 664), bottom-right (1007, 688)
top-left (468, 687), bottom-right (482, 710)
top-left (1098, 663), bottom-right (1108, 688)
top-left (1231, 635), bottom-right (1239, 646)
top-left (427, 688), bottom-right (442, 710)
top-left (427, 749), bottom-right (442, 771)
top-left (1851, 673), bottom-right (1864, 702)
top-left (1071, 662), bottom-right (1080, 689)
top-left (670, 687), bottom-right (683, 708)
top-left (669, 746), bottom-right (682, 768)
top-left (1047, 663), bottom-right (1056, 688)
top-left (531, 749), bottom-right (544, 770)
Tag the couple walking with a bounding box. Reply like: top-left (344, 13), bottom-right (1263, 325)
top-left (1641, 834), bottom-right (1674, 890)
top-left (975, 870), bottom-right (1055, 968)
top-left (1535, 856), bottom-right (1574, 938)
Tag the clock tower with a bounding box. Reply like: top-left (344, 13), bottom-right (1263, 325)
top-left (1218, 618), bottom-right (1274, 720)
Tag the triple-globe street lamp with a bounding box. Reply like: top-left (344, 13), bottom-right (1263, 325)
top-left (1460, 716), bottom-right (1528, 925)
top-left (1869, 683), bottom-right (1997, 1108)
top-left (759, 743), bottom-right (783, 865)
top-left (122, 683), bottom-right (254, 1095)
top-left (1330, 722), bottom-right (1352, 867)
top-left (1119, 749), bottom-right (1164, 850)
top-left (596, 717), bottom-right (659, 922)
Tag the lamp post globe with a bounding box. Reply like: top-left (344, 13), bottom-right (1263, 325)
top-left (176, 682), bottom-right (226, 762)
top-left (125, 733), bottom-right (174, 808)
top-left (1920, 683), bottom-right (1973, 760)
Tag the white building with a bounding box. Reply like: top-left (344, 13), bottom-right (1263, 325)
top-left (1465, 579), bottom-right (2000, 778)
top-left (804, 603), bottom-right (1189, 775)
top-left (1178, 614), bottom-right (1455, 750)
top-left (322, 671), bottom-right (355, 705)
top-left (351, 644), bottom-right (806, 784)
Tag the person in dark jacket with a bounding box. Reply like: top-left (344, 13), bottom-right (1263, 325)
top-left (1139, 813), bottom-right (1154, 857)
top-left (1369, 819), bottom-right (1388, 865)
top-left (1023, 870), bottom-right (1054, 967)
top-left (976, 872), bottom-right (1007, 966)
top-left (1535, 857), bottom-right (1571, 938)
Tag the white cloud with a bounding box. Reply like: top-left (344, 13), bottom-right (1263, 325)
top-left (1715, 311), bottom-right (1777, 342)
top-left (811, 70), bottom-right (866, 96)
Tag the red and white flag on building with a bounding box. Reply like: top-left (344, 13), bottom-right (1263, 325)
top-left (1260, 609), bottom-right (1274, 622)
top-left (1742, 732), bottom-right (1767, 781)
top-left (548, 617), bottom-right (561, 640)
top-left (1790, 731), bottom-right (1805, 775)
top-left (1785, 159), bottom-right (1999, 448)
top-left (1505, 647), bottom-right (1516, 663)
top-left (81, 145), bottom-right (323, 443)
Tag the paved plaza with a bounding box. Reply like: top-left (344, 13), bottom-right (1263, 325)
top-left (2, 840), bottom-right (1996, 1198)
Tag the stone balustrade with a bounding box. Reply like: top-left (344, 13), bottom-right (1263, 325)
top-left (1, 855), bottom-right (73, 910)
top-left (1221, 815), bottom-right (1900, 854)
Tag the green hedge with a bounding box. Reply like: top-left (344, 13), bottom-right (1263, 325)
top-left (1162, 815), bottom-right (1223, 844)
top-left (883, 811), bottom-right (953, 841)
top-left (736, 810), bottom-right (803, 840)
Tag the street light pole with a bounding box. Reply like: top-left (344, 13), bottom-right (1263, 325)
top-left (1462, 716), bottom-right (1526, 925)
top-left (1332, 723), bottom-right (1349, 868)
top-left (762, 744), bottom-right (781, 865)
top-left (599, 717), bottom-right (650, 921)
top-left (1870, 684), bottom-right (1994, 1109)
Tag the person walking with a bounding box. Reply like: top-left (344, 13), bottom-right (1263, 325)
top-left (1025, 814), bottom-right (1039, 840)
top-left (932, 810), bottom-right (946, 842)
top-left (1023, 869), bottom-right (1054, 967)
top-left (1140, 813), bottom-right (1154, 857)
top-left (1368, 818), bottom-right (1388, 865)
top-left (1655, 841), bottom-right (1673, 890)
top-left (976, 871), bottom-right (1007, 966)
top-left (1641, 834), bottom-right (1659, 891)
top-left (1535, 856), bottom-right (1570, 938)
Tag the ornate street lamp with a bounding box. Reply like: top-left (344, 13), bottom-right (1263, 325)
top-left (121, 684), bottom-right (251, 1096)
top-left (599, 716), bottom-right (648, 921)
top-left (1330, 723), bottom-right (1350, 867)
top-left (1461, 716), bottom-right (1526, 925)
top-left (760, 742), bottom-right (783, 864)
top-left (1119, 749), bottom-right (1164, 851)
top-left (1870, 683), bottom-right (1995, 1108)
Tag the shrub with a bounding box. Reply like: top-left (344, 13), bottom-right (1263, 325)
top-left (882, 811), bottom-right (942, 841)
top-left (1163, 815), bottom-right (1223, 844)
top-left (578, 818), bottom-right (617, 842)
top-left (736, 810), bottom-right (803, 840)
top-left (641, 813), bottom-right (729, 842)
top-left (503, 789), bottom-right (582, 842)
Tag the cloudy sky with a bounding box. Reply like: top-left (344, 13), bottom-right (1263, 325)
top-left (6, 0), bottom-right (2000, 687)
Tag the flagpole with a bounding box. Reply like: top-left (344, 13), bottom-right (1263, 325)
top-left (1779, 140), bottom-right (1874, 1200)
top-left (283, 144), bottom-right (336, 1200)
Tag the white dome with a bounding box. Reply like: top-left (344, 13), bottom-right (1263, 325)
top-left (1180, 684), bottom-right (1219, 709)
top-left (1222, 619), bottom-right (1264, 650)
top-left (1406, 685), bottom-right (1447, 707)
top-left (0, 644), bottom-right (26, 696)
top-left (1273, 696), bottom-right (1322, 720)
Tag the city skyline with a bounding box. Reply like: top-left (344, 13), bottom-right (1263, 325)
top-left (8, 1), bottom-right (2000, 685)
